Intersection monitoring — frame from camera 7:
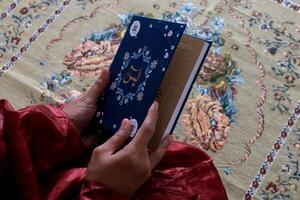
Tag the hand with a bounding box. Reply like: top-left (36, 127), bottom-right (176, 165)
top-left (85, 101), bottom-right (173, 196)
top-left (63, 68), bottom-right (109, 133)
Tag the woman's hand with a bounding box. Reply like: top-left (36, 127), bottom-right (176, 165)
top-left (63, 68), bottom-right (173, 195)
top-left (63, 68), bottom-right (109, 133)
top-left (85, 101), bottom-right (173, 196)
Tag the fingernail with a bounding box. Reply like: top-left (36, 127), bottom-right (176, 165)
top-left (154, 101), bottom-right (159, 110)
top-left (162, 136), bottom-right (172, 148)
top-left (162, 135), bottom-right (173, 146)
top-left (168, 135), bottom-right (175, 144)
top-left (168, 135), bottom-right (172, 143)
top-left (120, 118), bottom-right (129, 129)
top-left (99, 68), bottom-right (108, 78)
top-left (98, 69), bottom-right (103, 76)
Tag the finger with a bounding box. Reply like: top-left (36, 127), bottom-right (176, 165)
top-left (102, 118), bottom-right (131, 154)
top-left (131, 101), bottom-right (159, 149)
top-left (149, 135), bottom-right (173, 170)
top-left (84, 68), bottom-right (110, 104)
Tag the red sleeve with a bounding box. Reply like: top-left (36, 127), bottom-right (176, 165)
top-left (0, 99), bottom-right (87, 199)
top-left (80, 180), bottom-right (129, 200)
top-left (0, 99), bottom-right (125, 200)
top-left (0, 99), bottom-right (86, 172)
top-left (0, 99), bottom-right (227, 200)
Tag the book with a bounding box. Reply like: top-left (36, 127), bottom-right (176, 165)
top-left (95, 15), bottom-right (211, 149)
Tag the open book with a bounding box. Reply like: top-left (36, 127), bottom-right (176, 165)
top-left (95, 16), bottom-right (211, 149)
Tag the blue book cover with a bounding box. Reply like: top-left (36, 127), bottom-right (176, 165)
top-left (95, 16), bottom-right (186, 137)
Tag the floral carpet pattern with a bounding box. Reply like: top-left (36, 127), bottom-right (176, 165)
top-left (0, 0), bottom-right (300, 199)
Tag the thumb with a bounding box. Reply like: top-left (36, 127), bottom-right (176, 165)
top-left (84, 68), bottom-right (110, 104)
top-left (149, 135), bottom-right (173, 169)
top-left (102, 119), bottom-right (131, 154)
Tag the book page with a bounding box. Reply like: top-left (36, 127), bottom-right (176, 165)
top-left (149, 34), bottom-right (207, 149)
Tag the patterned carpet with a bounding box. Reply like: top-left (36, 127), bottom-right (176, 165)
top-left (0, 0), bottom-right (300, 199)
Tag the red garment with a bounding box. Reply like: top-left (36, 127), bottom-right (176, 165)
top-left (0, 99), bottom-right (227, 200)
